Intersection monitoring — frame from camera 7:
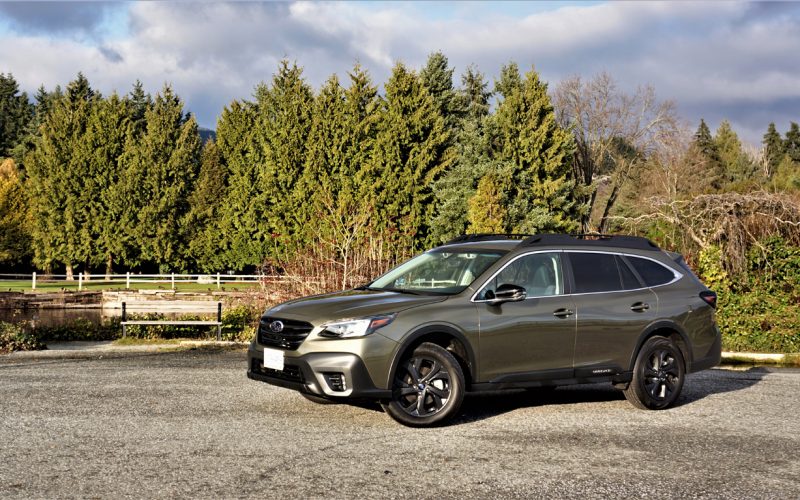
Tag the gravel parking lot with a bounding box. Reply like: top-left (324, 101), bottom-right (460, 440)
top-left (1, 347), bottom-right (798, 499)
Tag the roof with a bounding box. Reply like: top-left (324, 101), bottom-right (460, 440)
top-left (442, 233), bottom-right (660, 252)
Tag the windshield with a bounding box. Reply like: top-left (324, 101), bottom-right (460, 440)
top-left (369, 250), bottom-right (505, 295)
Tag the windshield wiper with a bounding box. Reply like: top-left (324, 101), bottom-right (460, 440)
top-left (381, 287), bottom-right (423, 295)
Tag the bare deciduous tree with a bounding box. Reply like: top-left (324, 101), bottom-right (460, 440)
top-left (554, 72), bottom-right (678, 232)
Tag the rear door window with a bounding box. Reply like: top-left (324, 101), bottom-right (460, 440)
top-left (569, 253), bottom-right (623, 293)
top-left (626, 256), bottom-right (677, 287)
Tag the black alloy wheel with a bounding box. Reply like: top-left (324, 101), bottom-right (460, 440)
top-left (382, 342), bottom-right (465, 427)
top-left (624, 336), bottom-right (685, 410)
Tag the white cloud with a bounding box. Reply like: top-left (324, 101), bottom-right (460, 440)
top-left (1, 1), bottom-right (798, 143)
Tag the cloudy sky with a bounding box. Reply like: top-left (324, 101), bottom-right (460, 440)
top-left (1, 1), bottom-right (798, 145)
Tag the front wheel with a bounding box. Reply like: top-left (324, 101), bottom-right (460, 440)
top-left (624, 337), bottom-right (685, 410)
top-left (381, 342), bottom-right (465, 427)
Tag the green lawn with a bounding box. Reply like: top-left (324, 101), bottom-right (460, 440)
top-left (0, 280), bottom-right (262, 293)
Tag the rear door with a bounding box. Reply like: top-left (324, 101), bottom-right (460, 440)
top-left (475, 251), bottom-right (576, 382)
top-left (567, 251), bottom-right (658, 376)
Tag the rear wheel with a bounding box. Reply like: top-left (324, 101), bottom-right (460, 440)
top-left (624, 337), bottom-right (685, 410)
top-left (381, 342), bottom-right (465, 427)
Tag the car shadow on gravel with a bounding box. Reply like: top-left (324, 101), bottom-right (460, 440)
top-left (452, 386), bottom-right (626, 424)
top-left (447, 367), bottom-right (771, 424)
top-left (675, 366), bottom-right (770, 406)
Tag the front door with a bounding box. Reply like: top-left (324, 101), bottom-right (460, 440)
top-left (475, 252), bottom-right (576, 382)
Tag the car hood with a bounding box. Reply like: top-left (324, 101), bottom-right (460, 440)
top-left (263, 289), bottom-right (448, 324)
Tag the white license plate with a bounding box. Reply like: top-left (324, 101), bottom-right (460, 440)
top-left (263, 348), bottom-right (285, 371)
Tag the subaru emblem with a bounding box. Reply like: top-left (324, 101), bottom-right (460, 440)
top-left (269, 320), bottom-right (284, 333)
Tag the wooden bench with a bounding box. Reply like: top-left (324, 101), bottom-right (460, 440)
top-left (121, 302), bottom-right (223, 341)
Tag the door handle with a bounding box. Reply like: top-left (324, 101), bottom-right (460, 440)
top-left (553, 308), bottom-right (574, 318)
top-left (630, 302), bottom-right (650, 312)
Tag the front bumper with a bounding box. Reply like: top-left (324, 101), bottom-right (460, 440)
top-left (247, 345), bottom-right (391, 401)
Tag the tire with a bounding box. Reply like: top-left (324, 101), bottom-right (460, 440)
top-left (300, 392), bottom-right (337, 405)
top-left (381, 342), bottom-right (465, 427)
top-left (624, 337), bottom-right (685, 410)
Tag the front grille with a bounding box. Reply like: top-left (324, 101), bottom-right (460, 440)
top-left (251, 358), bottom-right (304, 383)
top-left (258, 317), bottom-right (314, 350)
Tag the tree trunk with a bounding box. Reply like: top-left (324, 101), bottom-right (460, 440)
top-left (84, 258), bottom-right (91, 281)
top-left (598, 183), bottom-right (621, 234)
top-left (105, 254), bottom-right (113, 281)
top-left (65, 264), bottom-right (74, 281)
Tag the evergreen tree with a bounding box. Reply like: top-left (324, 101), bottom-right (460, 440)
top-left (490, 63), bottom-right (577, 233)
top-left (785, 122), bottom-right (800, 162)
top-left (366, 62), bottom-right (453, 256)
top-left (467, 173), bottom-right (506, 233)
top-left (296, 69), bottom-right (377, 238)
top-left (254, 60), bottom-right (314, 261)
top-left (692, 118), bottom-right (723, 188)
top-left (83, 92), bottom-right (132, 277)
top-left (185, 139), bottom-right (227, 270)
top-left (714, 120), bottom-right (758, 186)
top-left (25, 73), bottom-right (96, 277)
top-left (213, 100), bottom-right (263, 270)
top-left (420, 52), bottom-right (461, 131)
top-left (128, 80), bottom-right (152, 137)
top-left (122, 84), bottom-right (200, 271)
top-left (0, 159), bottom-right (31, 265)
top-left (459, 64), bottom-right (492, 121)
top-left (429, 65), bottom-right (493, 242)
top-left (0, 73), bottom-right (34, 160)
top-left (763, 122), bottom-right (785, 176)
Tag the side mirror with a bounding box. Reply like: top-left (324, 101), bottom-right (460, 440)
top-left (488, 284), bottom-right (526, 306)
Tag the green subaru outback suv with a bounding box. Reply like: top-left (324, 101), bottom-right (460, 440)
top-left (247, 234), bottom-right (721, 426)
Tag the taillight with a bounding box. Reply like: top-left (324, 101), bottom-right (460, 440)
top-left (699, 291), bottom-right (717, 308)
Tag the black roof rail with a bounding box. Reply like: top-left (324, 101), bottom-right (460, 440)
top-left (444, 233), bottom-right (534, 245)
top-left (522, 233), bottom-right (660, 251)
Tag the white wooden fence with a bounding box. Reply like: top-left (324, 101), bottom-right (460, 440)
top-left (0, 272), bottom-right (292, 291)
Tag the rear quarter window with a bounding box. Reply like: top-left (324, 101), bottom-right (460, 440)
top-left (626, 256), bottom-right (677, 287)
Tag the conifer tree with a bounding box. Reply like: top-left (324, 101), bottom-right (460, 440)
top-left (122, 84), bottom-right (200, 271)
top-left (714, 120), bottom-right (758, 186)
top-left (254, 60), bottom-right (314, 260)
top-left (0, 158), bottom-right (31, 265)
top-left (420, 52), bottom-right (461, 131)
top-left (367, 62), bottom-right (453, 256)
top-left (491, 63), bottom-right (576, 233)
top-left (692, 119), bottom-right (723, 188)
top-left (83, 92), bottom-right (131, 277)
top-left (0, 73), bottom-right (33, 159)
top-left (185, 139), bottom-right (227, 270)
top-left (128, 80), bottom-right (152, 137)
top-left (467, 174), bottom-right (506, 234)
top-left (785, 122), bottom-right (800, 163)
top-left (430, 65), bottom-right (493, 242)
top-left (213, 100), bottom-right (263, 270)
top-left (763, 122), bottom-right (784, 176)
top-left (25, 73), bottom-right (96, 277)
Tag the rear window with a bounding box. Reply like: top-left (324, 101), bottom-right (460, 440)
top-left (626, 256), bottom-right (677, 287)
top-left (570, 253), bottom-right (622, 293)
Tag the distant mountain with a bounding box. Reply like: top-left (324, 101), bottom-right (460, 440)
top-left (199, 127), bottom-right (216, 143)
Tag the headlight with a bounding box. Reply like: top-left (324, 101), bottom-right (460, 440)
top-left (319, 314), bottom-right (397, 338)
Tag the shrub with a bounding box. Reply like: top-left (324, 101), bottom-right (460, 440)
top-left (716, 237), bottom-right (800, 353)
top-left (0, 321), bottom-right (46, 353)
top-left (34, 318), bottom-right (120, 342)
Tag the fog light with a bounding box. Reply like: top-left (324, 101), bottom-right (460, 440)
top-left (325, 372), bottom-right (347, 392)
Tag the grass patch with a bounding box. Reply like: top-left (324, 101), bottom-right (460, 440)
top-left (113, 337), bottom-right (183, 346)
